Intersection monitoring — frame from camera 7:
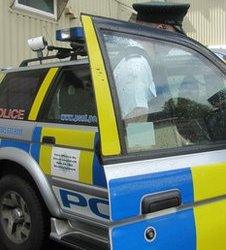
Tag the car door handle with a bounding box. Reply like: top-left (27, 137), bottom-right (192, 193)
top-left (142, 190), bottom-right (181, 214)
top-left (42, 136), bottom-right (56, 145)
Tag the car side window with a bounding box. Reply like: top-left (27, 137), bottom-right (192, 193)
top-left (39, 65), bottom-right (98, 126)
top-left (0, 69), bottom-right (47, 120)
top-left (103, 32), bottom-right (226, 153)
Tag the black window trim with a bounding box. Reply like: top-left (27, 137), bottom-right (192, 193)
top-left (103, 141), bottom-right (226, 165)
top-left (91, 15), bottom-right (226, 164)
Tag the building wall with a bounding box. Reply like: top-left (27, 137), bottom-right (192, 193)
top-left (0, 0), bottom-right (121, 68)
top-left (168, 0), bottom-right (226, 46)
top-left (0, 0), bottom-right (226, 68)
top-left (127, 0), bottom-right (226, 46)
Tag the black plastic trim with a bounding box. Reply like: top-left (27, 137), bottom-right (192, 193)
top-left (42, 136), bottom-right (56, 145)
top-left (142, 190), bottom-right (181, 214)
top-left (103, 141), bottom-right (226, 165)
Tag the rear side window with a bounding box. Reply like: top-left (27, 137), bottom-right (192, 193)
top-left (0, 69), bottom-right (47, 120)
top-left (39, 65), bottom-right (98, 126)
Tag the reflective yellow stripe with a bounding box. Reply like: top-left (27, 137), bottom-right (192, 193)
top-left (194, 200), bottom-right (226, 250)
top-left (79, 151), bottom-right (94, 184)
top-left (39, 127), bottom-right (95, 183)
top-left (28, 68), bottom-right (58, 121)
top-left (39, 145), bottom-right (52, 175)
top-left (82, 15), bottom-right (121, 156)
top-left (192, 162), bottom-right (226, 201)
top-left (192, 163), bottom-right (226, 249)
top-left (41, 127), bottom-right (95, 149)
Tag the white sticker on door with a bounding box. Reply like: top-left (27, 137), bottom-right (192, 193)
top-left (51, 147), bottom-right (80, 180)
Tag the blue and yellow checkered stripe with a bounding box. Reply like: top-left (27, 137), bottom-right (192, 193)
top-left (30, 126), bottom-right (106, 187)
top-left (0, 127), bottom-right (106, 187)
top-left (0, 65), bottom-right (107, 187)
top-left (109, 163), bottom-right (226, 250)
top-left (23, 65), bottom-right (106, 187)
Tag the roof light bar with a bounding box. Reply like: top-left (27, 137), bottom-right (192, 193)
top-left (56, 27), bottom-right (84, 42)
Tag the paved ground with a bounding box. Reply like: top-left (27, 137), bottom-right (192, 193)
top-left (2, 240), bottom-right (75, 250)
top-left (45, 240), bottom-right (74, 250)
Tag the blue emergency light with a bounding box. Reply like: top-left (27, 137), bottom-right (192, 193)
top-left (56, 27), bottom-right (84, 42)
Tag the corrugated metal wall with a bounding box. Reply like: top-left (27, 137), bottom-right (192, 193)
top-left (0, 0), bottom-right (121, 68)
top-left (0, 1), bottom-right (57, 68)
top-left (126, 0), bottom-right (226, 46)
top-left (167, 0), bottom-right (226, 46)
top-left (0, 0), bottom-right (225, 68)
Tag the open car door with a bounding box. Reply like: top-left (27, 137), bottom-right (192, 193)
top-left (82, 14), bottom-right (226, 250)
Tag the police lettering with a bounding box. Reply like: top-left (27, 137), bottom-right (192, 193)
top-left (59, 189), bottom-right (110, 220)
top-left (0, 108), bottom-right (25, 120)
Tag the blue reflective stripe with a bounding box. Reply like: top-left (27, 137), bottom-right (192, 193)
top-left (32, 127), bottom-right (42, 142)
top-left (109, 168), bottom-right (194, 221)
top-left (0, 139), bottom-right (30, 152)
top-left (111, 208), bottom-right (196, 250)
top-left (93, 153), bottom-right (107, 187)
top-left (30, 127), bottom-right (42, 162)
top-left (93, 133), bottom-right (107, 187)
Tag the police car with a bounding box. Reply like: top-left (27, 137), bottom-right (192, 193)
top-left (0, 13), bottom-right (226, 250)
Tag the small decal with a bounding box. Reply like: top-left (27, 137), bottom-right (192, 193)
top-left (0, 126), bottom-right (23, 136)
top-left (61, 114), bottom-right (97, 124)
top-left (51, 147), bottom-right (80, 180)
top-left (0, 108), bottom-right (25, 120)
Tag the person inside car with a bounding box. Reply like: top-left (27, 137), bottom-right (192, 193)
top-left (113, 2), bottom-right (190, 123)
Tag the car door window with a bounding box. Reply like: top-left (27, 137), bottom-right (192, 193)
top-left (103, 31), bottom-right (226, 153)
top-left (39, 65), bottom-right (98, 126)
